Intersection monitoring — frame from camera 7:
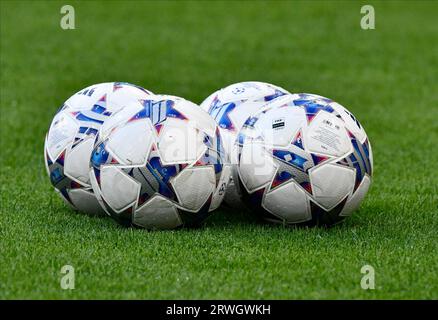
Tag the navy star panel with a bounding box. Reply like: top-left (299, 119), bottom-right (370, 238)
top-left (122, 150), bottom-right (187, 207)
top-left (290, 95), bottom-right (339, 124)
top-left (270, 131), bottom-right (329, 195)
top-left (208, 97), bottom-right (239, 131)
top-left (129, 99), bottom-right (188, 126)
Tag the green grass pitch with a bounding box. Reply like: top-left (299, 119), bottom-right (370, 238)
top-left (0, 0), bottom-right (437, 299)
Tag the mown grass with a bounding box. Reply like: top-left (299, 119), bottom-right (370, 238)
top-left (0, 0), bottom-right (437, 299)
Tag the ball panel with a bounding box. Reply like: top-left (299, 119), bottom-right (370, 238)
top-left (177, 194), bottom-right (213, 227)
top-left (304, 112), bottom-right (351, 157)
top-left (367, 140), bottom-right (374, 170)
top-left (330, 102), bottom-right (367, 144)
top-left (133, 195), bottom-right (182, 229)
top-left (158, 119), bottom-right (205, 164)
top-left (89, 167), bottom-right (108, 214)
top-left (68, 188), bottom-right (105, 216)
top-left (46, 112), bottom-right (78, 161)
top-left (307, 196), bottom-right (348, 226)
top-left (44, 136), bottom-right (51, 177)
top-left (99, 102), bottom-right (144, 141)
top-left (263, 181), bottom-right (311, 223)
top-left (340, 175), bottom-right (371, 217)
top-left (172, 166), bottom-right (215, 212)
top-left (309, 163), bottom-right (355, 211)
top-left (64, 137), bottom-right (95, 185)
top-left (100, 166), bottom-right (140, 212)
top-left (254, 105), bottom-right (306, 147)
top-left (172, 98), bottom-right (217, 138)
top-left (107, 82), bottom-right (152, 111)
top-left (238, 143), bottom-right (276, 192)
top-left (106, 119), bottom-right (154, 166)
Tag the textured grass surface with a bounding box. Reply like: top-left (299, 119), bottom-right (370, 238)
top-left (1, 0), bottom-right (437, 299)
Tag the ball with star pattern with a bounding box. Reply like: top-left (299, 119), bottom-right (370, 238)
top-left (90, 94), bottom-right (231, 229)
top-left (235, 93), bottom-right (373, 226)
top-left (44, 82), bottom-right (153, 215)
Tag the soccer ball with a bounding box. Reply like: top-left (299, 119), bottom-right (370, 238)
top-left (89, 94), bottom-right (231, 229)
top-left (236, 93), bottom-right (373, 226)
top-left (200, 81), bottom-right (291, 207)
top-left (44, 82), bottom-right (153, 215)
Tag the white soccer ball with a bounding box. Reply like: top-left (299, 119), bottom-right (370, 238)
top-left (200, 81), bottom-right (291, 208)
top-left (236, 93), bottom-right (373, 226)
top-left (44, 82), bottom-right (153, 215)
top-left (90, 94), bottom-right (231, 229)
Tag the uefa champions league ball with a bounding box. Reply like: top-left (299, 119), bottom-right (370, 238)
top-left (200, 81), bottom-right (291, 208)
top-left (44, 82), bottom-right (153, 215)
top-left (236, 93), bottom-right (373, 226)
top-left (89, 94), bottom-right (231, 229)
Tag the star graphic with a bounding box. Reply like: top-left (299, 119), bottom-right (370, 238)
top-left (208, 96), bottom-right (238, 131)
top-left (122, 148), bottom-right (188, 206)
top-left (301, 101), bottom-right (335, 123)
top-left (290, 94), bottom-right (340, 124)
top-left (129, 99), bottom-right (188, 126)
top-left (270, 131), bottom-right (329, 194)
